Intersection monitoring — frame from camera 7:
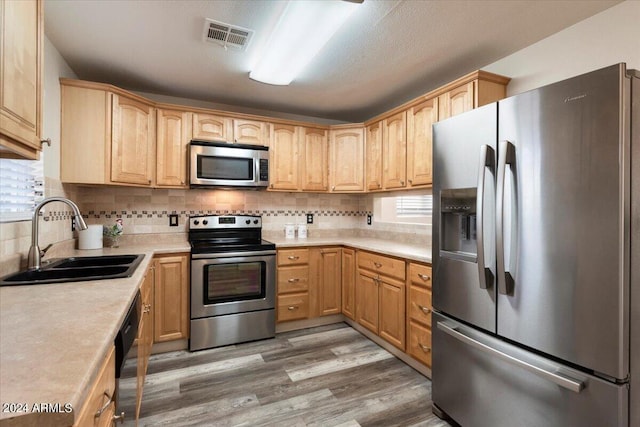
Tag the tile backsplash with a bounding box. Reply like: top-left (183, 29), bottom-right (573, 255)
top-left (1, 181), bottom-right (431, 275)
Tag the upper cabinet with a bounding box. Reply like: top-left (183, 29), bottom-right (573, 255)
top-left (438, 81), bottom-right (474, 120)
top-left (156, 108), bottom-right (191, 188)
top-left (0, 0), bottom-right (43, 159)
top-left (111, 94), bottom-right (155, 186)
top-left (382, 111), bottom-right (407, 190)
top-left (193, 113), bottom-right (270, 146)
top-left (365, 122), bottom-right (383, 191)
top-left (406, 98), bottom-right (438, 187)
top-left (269, 124), bottom-right (300, 191)
top-left (300, 127), bottom-right (328, 192)
top-left (329, 126), bottom-right (364, 192)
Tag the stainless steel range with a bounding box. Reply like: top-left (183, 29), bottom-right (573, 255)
top-left (189, 214), bottom-right (276, 351)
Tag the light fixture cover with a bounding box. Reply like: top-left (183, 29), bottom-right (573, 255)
top-left (250, 0), bottom-right (359, 86)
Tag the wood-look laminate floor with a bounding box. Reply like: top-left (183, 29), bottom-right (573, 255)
top-left (119, 323), bottom-right (452, 427)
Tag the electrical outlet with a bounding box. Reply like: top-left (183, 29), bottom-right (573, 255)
top-left (71, 217), bottom-right (76, 232)
top-left (169, 214), bottom-right (179, 227)
top-left (367, 214), bottom-right (372, 225)
top-left (306, 213), bottom-right (314, 224)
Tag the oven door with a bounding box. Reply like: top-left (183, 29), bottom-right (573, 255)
top-left (191, 251), bottom-right (276, 318)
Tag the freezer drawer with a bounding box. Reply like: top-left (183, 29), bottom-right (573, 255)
top-left (432, 313), bottom-right (628, 427)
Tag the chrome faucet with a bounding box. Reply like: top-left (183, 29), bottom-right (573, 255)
top-left (28, 197), bottom-right (88, 270)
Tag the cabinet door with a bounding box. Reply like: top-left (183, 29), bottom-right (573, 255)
top-left (329, 127), bottom-right (364, 192)
top-left (269, 124), bottom-right (299, 190)
top-left (233, 119), bottom-right (270, 146)
top-left (382, 111), bottom-right (407, 189)
top-left (356, 270), bottom-right (379, 334)
top-left (0, 0), bottom-right (42, 159)
top-left (300, 127), bottom-right (328, 191)
top-left (156, 109), bottom-right (190, 188)
top-left (318, 247), bottom-right (342, 316)
top-left (153, 254), bottom-right (189, 343)
top-left (111, 94), bottom-right (155, 185)
top-left (439, 82), bottom-right (475, 120)
top-left (192, 113), bottom-right (232, 141)
top-left (379, 275), bottom-right (406, 350)
top-left (407, 98), bottom-right (437, 187)
top-left (341, 248), bottom-right (356, 320)
top-left (136, 267), bottom-right (154, 421)
top-left (365, 122), bottom-right (383, 191)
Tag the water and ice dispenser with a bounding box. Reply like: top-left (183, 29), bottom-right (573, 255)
top-left (440, 188), bottom-right (477, 259)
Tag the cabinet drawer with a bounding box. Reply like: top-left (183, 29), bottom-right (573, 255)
top-left (408, 321), bottom-right (432, 367)
top-left (408, 263), bottom-right (432, 288)
top-left (408, 284), bottom-right (432, 327)
top-left (278, 266), bottom-right (309, 293)
top-left (277, 293), bottom-right (309, 322)
top-left (74, 346), bottom-right (116, 427)
top-left (357, 251), bottom-right (405, 280)
top-left (277, 249), bottom-right (310, 266)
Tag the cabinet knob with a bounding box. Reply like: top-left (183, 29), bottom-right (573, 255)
top-left (113, 412), bottom-right (126, 424)
top-left (417, 304), bottom-right (431, 315)
top-left (332, 186), bottom-right (335, 191)
top-left (270, 183), bottom-right (274, 189)
top-left (374, 262), bottom-right (382, 268)
top-left (408, 179), bottom-right (413, 184)
top-left (418, 273), bottom-right (431, 282)
top-left (287, 306), bottom-right (298, 311)
top-left (400, 180), bottom-right (405, 185)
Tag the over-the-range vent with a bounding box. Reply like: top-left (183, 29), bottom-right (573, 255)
top-left (203, 19), bottom-right (253, 51)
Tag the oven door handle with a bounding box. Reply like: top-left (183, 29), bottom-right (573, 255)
top-left (191, 250), bottom-right (276, 259)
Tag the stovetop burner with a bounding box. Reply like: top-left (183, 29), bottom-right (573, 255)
top-left (188, 214), bottom-right (274, 254)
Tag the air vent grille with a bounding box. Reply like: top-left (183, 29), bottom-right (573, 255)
top-left (203, 19), bottom-right (253, 51)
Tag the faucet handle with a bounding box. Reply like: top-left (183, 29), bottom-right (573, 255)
top-left (40, 243), bottom-right (53, 257)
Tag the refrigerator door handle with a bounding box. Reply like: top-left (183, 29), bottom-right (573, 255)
top-left (437, 321), bottom-right (586, 393)
top-left (496, 140), bottom-right (515, 295)
top-left (476, 144), bottom-right (495, 289)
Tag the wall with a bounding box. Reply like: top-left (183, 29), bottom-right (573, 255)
top-left (483, 1), bottom-right (640, 95)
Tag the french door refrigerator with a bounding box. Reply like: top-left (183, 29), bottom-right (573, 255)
top-left (432, 63), bottom-right (638, 427)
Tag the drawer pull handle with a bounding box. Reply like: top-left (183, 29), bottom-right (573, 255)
top-left (418, 273), bottom-right (431, 281)
top-left (288, 306), bottom-right (298, 311)
top-left (374, 262), bottom-right (382, 268)
top-left (288, 278), bottom-right (300, 283)
top-left (419, 344), bottom-right (431, 353)
top-left (288, 256), bottom-right (299, 260)
top-left (417, 304), bottom-right (431, 315)
top-left (113, 411), bottom-right (126, 424)
top-left (95, 391), bottom-right (114, 418)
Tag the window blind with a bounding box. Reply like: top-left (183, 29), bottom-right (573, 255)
top-left (396, 194), bottom-right (432, 217)
top-left (0, 159), bottom-right (44, 222)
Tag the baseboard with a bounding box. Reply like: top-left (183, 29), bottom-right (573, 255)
top-left (276, 314), bottom-right (345, 333)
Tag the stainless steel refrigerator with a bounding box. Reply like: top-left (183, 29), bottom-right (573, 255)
top-left (431, 63), bottom-right (639, 426)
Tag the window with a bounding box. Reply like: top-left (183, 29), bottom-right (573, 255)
top-left (0, 159), bottom-right (44, 222)
top-left (373, 190), bottom-right (432, 225)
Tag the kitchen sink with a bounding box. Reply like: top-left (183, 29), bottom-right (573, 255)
top-left (0, 254), bottom-right (144, 286)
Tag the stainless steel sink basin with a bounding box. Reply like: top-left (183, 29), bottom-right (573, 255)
top-left (0, 254), bottom-right (144, 286)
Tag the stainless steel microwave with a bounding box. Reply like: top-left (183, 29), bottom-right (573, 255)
top-left (189, 141), bottom-right (269, 189)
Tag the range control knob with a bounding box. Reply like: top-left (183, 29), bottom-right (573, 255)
top-left (203, 220), bottom-right (208, 225)
top-left (193, 220), bottom-right (200, 225)
top-left (253, 220), bottom-right (259, 224)
top-left (245, 219), bottom-right (251, 225)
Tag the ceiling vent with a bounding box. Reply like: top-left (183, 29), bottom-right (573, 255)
top-left (203, 19), bottom-right (253, 51)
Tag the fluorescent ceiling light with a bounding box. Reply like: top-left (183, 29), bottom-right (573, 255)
top-left (249, 0), bottom-right (360, 86)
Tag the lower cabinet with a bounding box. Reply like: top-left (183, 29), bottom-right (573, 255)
top-left (276, 248), bottom-right (310, 321)
top-left (356, 251), bottom-right (406, 351)
top-left (341, 248), bottom-right (356, 320)
top-left (311, 247), bottom-right (342, 316)
top-left (74, 346), bottom-right (116, 427)
top-left (153, 253), bottom-right (190, 342)
top-left (136, 265), bottom-right (154, 421)
top-left (406, 262), bottom-right (433, 368)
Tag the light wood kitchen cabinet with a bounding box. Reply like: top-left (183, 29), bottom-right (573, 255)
top-left (407, 98), bottom-right (438, 187)
top-left (73, 346), bottom-right (116, 427)
top-left (111, 94), bottom-right (155, 186)
top-left (310, 247), bottom-right (342, 316)
top-left (233, 118), bottom-right (270, 146)
top-left (0, 0), bottom-right (43, 160)
top-left (341, 248), bottom-right (356, 320)
top-left (365, 121), bottom-right (383, 191)
top-left (277, 248), bottom-right (310, 321)
top-left (438, 72), bottom-right (510, 121)
top-left (156, 109), bottom-right (191, 188)
top-left (300, 127), bottom-right (328, 191)
top-left (153, 253), bottom-right (189, 343)
top-left (382, 111), bottom-right (407, 190)
top-left (192, 112), bottom-right (232, 142)
top-left (407, 262), bottom-right (433, 367)
top-left (269, 124), bottom-right (300, 191)
top-left (136, 264), bottom-right (154, 421)
top-left (356, 250), bottom-right (406, 350)
top-left (438, 81), bottom-right (474, 120)
top-left (329, 126), bottom-right (365, 192)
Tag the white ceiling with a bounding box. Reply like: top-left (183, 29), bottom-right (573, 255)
top-left (44, 0), bottom-right (620, 122)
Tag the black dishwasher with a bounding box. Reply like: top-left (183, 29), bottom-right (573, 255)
top-left (113, 290), bottom-right (140, 412)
